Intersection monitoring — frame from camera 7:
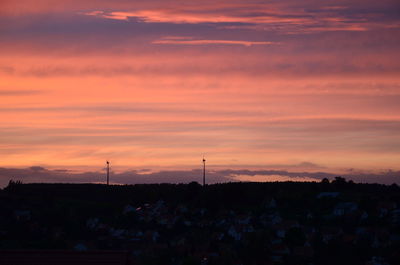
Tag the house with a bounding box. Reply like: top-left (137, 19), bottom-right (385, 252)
top-left (276, 229), bottom-right (286, 238)
top-left (270, 243), bottom-right (290, 255)
top-left (265, 198), bottom-right (277, 208)
top-left (109, 228), bottom-right (126, 239)
top-left (293, 246), bottom-right (314, 257)
top-left (391, 209), bottom-right (400, 224)
top-left (273, 224), bottom-right (288, 238)
top-left (376, 201), bottom-right (397, 217)
top-left (228, 225), bottom-right (242, 241)
top-left (0, 250), bottom-right (130, 265)
top-left (341, 234), bottom-right (356, 244)
top-left (74, 243), bottom-right (88, 251)
top-left (236, 214), bottom-right (251, 225)
top-left (321, 227), bottom-right (343, 243)
top-left (123, 205), bottom-right (135, 215)
top-left (333, 202), bottom-right (358, 216)
top-left (86, 218), bottom-right (100, 230)
top-left (14, 210), bottom-right (31, 221)
top-left (317, 192), bottom-right (340, 199)
top-left (360, 211), bottom-right (368, 221)
top-left (269, 213), bottom-right (282, 225)
top-left (366, 256), bottom-right (389, 265)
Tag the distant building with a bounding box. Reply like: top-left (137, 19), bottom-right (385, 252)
top-left (333, 202), bottom-right (358, 216)
top-left (317, 192), bottom-right (340, 199)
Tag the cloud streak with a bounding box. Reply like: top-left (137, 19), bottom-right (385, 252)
top-left (80, 2), bottom-right (400, 34)
top-left (0, 89), bottom-right (43, 96)
top-left (0, 0), bottom-right (399, 177)
top-left (152, 36), bottom-right (277, 46)
top-left (1, 166), bottom-right (399, 188)
top-left (152, 36), bottom-right (276, 46)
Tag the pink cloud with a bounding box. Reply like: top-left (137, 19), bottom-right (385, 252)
top-left (1, 166), bottom-right (399, 188)
top-left (1, 0), bottom-right (400, 175)
top-left (79, 3), bottom-right (398, 33)
top-left (152, 36), bottom-right (277, 46)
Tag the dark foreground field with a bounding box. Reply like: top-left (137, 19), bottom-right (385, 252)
top-left (1, 179), bottom-right (399, 265)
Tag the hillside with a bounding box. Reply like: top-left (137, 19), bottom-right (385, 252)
top-left (1, 179), bottom-right (399, 265)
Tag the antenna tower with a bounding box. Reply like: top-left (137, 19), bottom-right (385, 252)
top-left (106, 161), bottom-right (110, 185)
top-left (202, 156), bottom-right (206, 186)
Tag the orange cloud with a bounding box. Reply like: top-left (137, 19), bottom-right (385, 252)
top-left (1, 0), bottom-right (400, 175)
top-left (152, 37), bottom-right (277, 46)
top-left (95, 10), bottom-right (308, 24)
top-left (80, 5), bottom-right (394, 33)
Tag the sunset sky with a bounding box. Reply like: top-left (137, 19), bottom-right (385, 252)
top-left (1, 0), bottom-right (400, 185)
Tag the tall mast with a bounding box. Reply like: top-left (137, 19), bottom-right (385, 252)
top-left (202, 156), bottom-right (206, 186)
top-left (106, 161), bottom-right (110, 185)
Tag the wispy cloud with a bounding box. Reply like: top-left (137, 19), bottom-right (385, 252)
top-left (152, 36), bottom-right (277, 46)
top-left (1, 0), bottom-right (400, 176)
top-left (0, 89), bottom-right (43, 96)
top-left (1, 166), bottom-right (399, 188)
top-left (81, 4), bottom-right (397, 34)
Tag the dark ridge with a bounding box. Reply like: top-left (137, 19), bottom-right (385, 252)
top-left (1, 180), bottom-right (399, 265)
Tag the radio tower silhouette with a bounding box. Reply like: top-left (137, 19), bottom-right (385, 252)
top-left (202, 156), bottom-right (206, 186)
top-left (106, 161), bottom-right (110, 185)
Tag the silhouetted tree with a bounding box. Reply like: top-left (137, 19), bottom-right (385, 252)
top-left (321, 178), bottom-right (330, 184)
top-left (332, 177), bottom-right (347, 188)
top-left (6, 179), bottom-right (23, 189)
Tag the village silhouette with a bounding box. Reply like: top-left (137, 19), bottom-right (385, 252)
top-left (1, 162), bottom-right (399, 265)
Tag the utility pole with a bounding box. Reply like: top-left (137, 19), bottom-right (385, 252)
top-left (106, 161), bottom-right (110, 185)
top-left (203, 156), bottom-right (206, 186)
